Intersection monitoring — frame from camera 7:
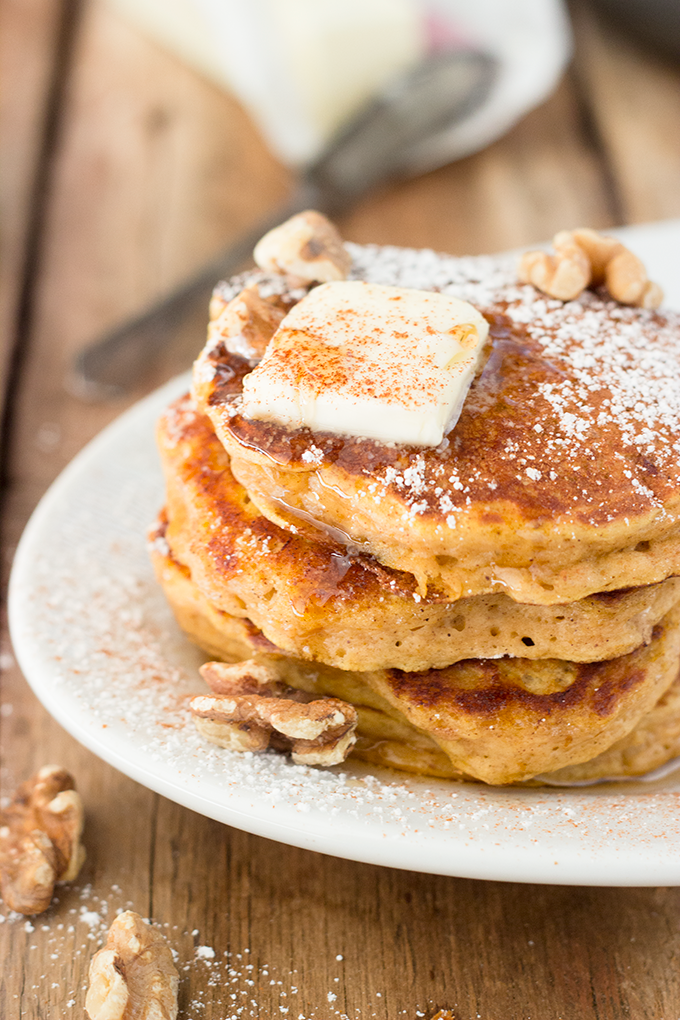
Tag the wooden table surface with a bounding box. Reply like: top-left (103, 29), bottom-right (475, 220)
top-left (2, 1), bottom-right (680, 1017)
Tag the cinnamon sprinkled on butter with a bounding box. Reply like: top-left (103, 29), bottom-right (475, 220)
top-left (241, 281), bottom-right (489, 446)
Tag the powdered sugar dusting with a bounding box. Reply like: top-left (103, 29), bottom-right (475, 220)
top-left (350, 243), bottom-right (680, 526)
top-left (214, 242), bottom-right (680, 531)
top-left (10, 287), bottom-right (680, 887)
top-left (1, 881), bottom-right (370, 1019)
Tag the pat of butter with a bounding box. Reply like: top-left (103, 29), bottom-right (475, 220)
top-left (241, 281), bottom-right (489, 446)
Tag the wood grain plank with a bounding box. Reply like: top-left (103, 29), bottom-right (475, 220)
top-left (149, 814), bottom-right (680, 1020)
top-left (571, 1), bottom-right (680, 225)
top-left (7, 0), bottom-right (291, 496)
top-left (0, 14), bottom-right (101, 1017)
top-left (0, 0), bottom-right (287, 1014)
top-left (0, 0), bottom-right (74, 434)
top-left (36, 0), bottom-right (290, 364)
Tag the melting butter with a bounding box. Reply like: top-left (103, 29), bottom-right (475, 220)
top-left (241, 280), bottom-right (489, 446)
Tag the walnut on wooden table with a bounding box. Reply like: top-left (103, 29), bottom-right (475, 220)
top-left (0, 765), bottom-right (86, 915)
top-left (191, 659), bottom-right (358, 766)
top-left (85, 910), bottom-right (179, 1020)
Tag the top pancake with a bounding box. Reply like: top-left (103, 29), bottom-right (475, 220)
top-left (193, 242), bottom-right (680, 604)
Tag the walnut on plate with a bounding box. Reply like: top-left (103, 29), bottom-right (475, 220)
top-left (191, 659), bottom-right (358, 766)
top-left (519, 227), bottom-right (663, 308)
top-left (199, 658), bottom-right (287, 697)
top-left (0, 765), bottom-right (86, 915)
top-left (85, 910), bottom-right (179, 1020)
top-left (253, 210), bottom-right (351, 285)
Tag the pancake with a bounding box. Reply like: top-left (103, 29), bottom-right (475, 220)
top-left (538, 677), bottom-right (680, 784)
top-left (157, 394), bottom-right (680, 672)
top-left (193, 243), bottom-right (680, 604)
top-left (149, 520), bottom-right (680, 785)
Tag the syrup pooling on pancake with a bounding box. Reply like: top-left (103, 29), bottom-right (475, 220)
top-left (157, 395), bottom-right (680, 673)
top-left (195, 242), bottom-right (680, 603)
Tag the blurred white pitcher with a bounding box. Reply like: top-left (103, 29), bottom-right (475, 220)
top-left (101, 0), bottom-right (571, 167)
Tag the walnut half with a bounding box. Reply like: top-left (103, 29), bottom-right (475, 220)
top-left (253, 210), bottom-right (351, 285)
top-left (0, 765), bottom-right (86, 914)
top-left (207, 283), bottom-right (286, 362)
top-left (85, 911), bottom-right (179, 1020)
top-left (519, 227), bottom-right (663, 308)
top-left (191, 659), bottom-right (358, 766)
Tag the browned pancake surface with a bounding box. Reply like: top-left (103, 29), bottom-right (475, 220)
top-left (149, 529), bottom-right (680, 785)
top-left (157, 394), bottom-right (680, 671)
top-left (194, 245), bottom-right (680, 602)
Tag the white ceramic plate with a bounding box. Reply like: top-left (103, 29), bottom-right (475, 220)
top-left (10, 221), bottom-right (680, 887)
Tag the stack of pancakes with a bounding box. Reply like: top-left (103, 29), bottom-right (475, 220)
top-left (150, 239), bottom-right (680, 785)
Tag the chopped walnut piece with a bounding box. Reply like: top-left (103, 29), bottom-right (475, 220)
top-left (199, 658), bottom-right (288, 697)
top-left (0, 765), bottom-right (86, 914)
top-left (207, 283), bottom-right (286, 361)
top-left (253, 210), bottom-right (351, 285)
top-left (519, 227), bottom-right (663, 308)
top-left (208, 289), bottom-right (228, 322)
top-left (85, 911), bottom-right (179, 1020)
top-left (429, 1012), bottom-right (455, 1020)
top-left (518, 239), bottom-right (590, 302)
top-left (191, 660), bottom-right (358, 766)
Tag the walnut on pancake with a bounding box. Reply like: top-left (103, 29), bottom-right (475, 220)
top-left (519, 227), bottom-right (663, 307)
top-left (190, 660), bottom-right (358, 766)
top-left (207, 283), bottom-right (286, 362)
top-left (253, 209), bottom-right (351, 285)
